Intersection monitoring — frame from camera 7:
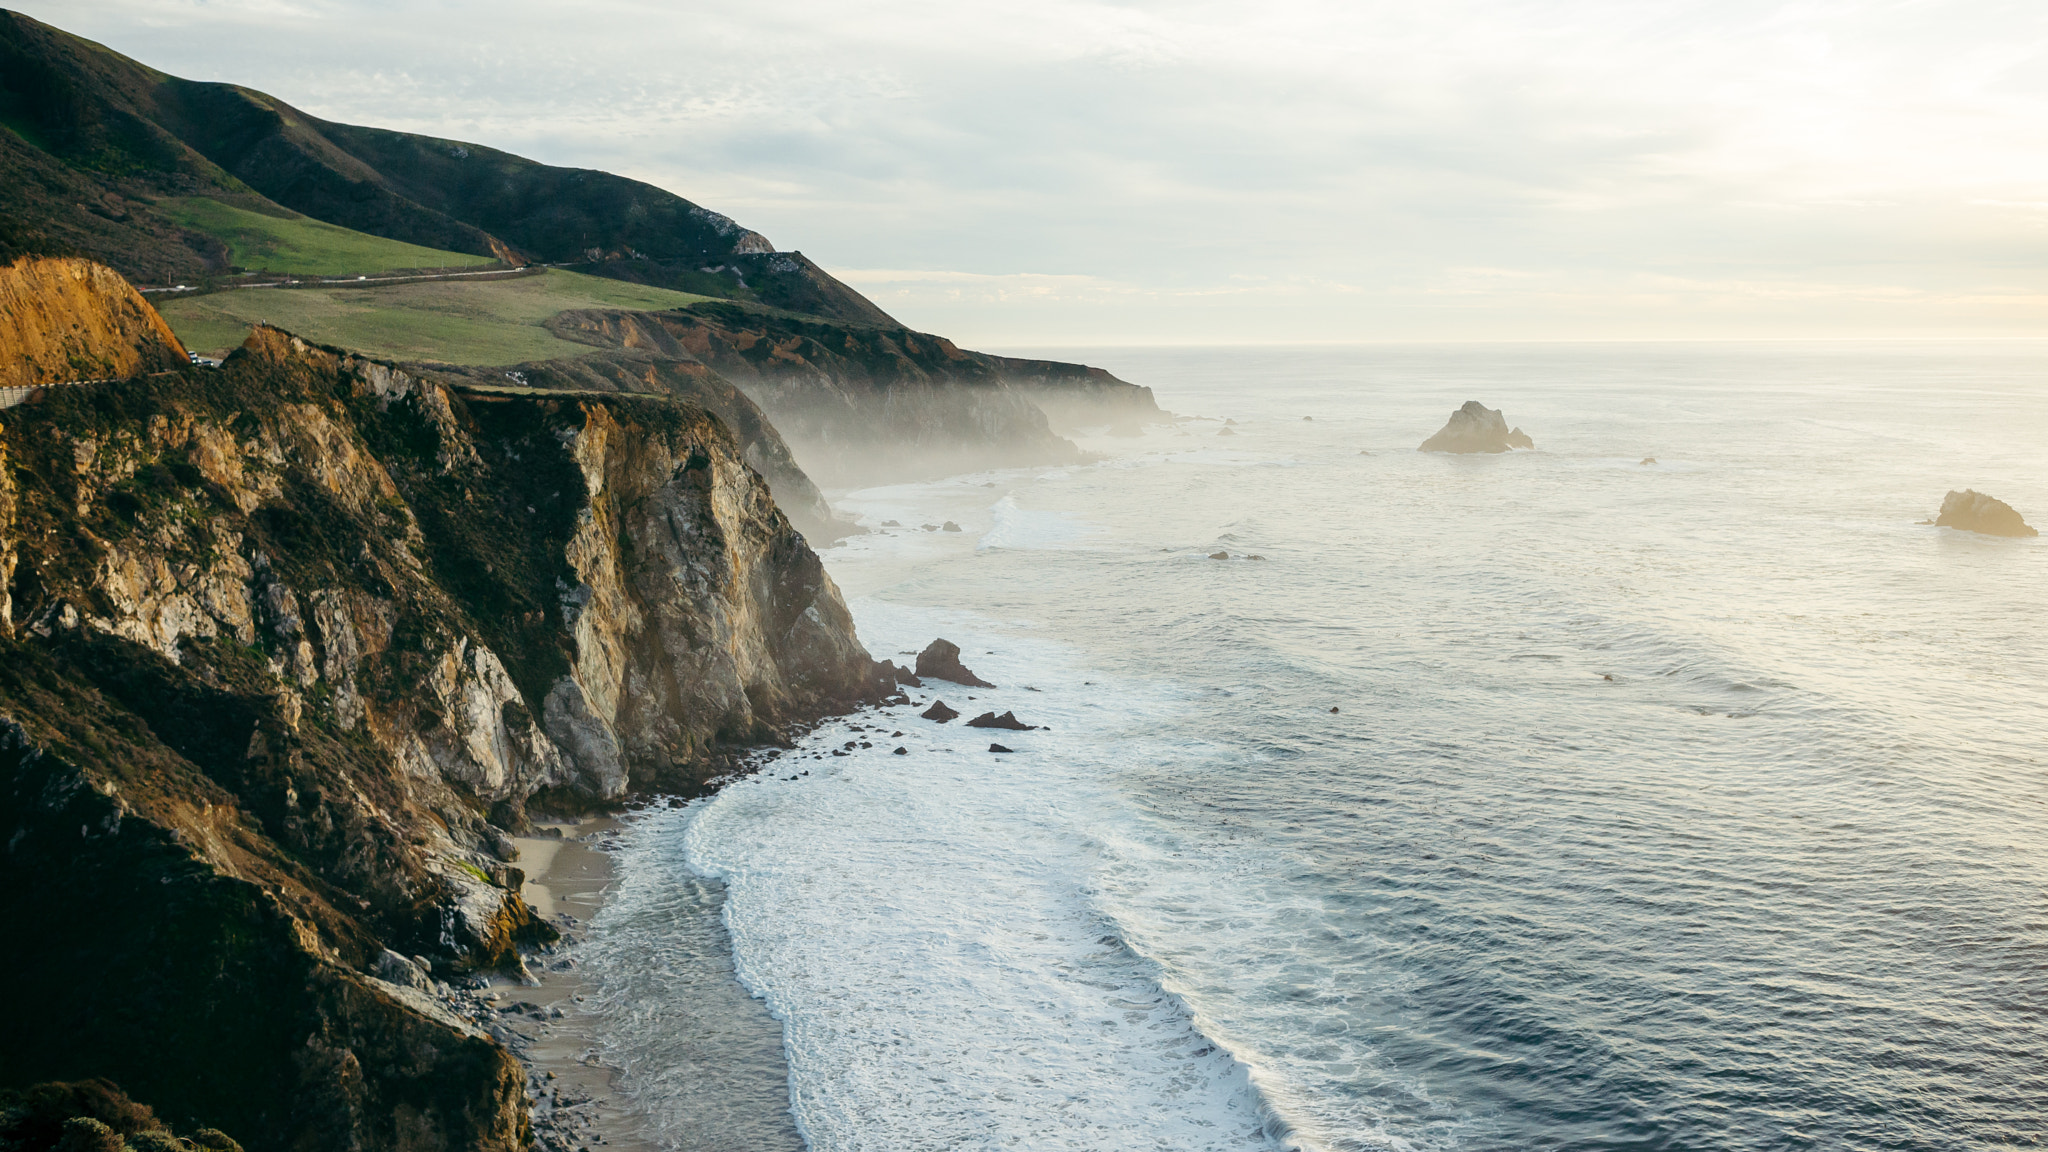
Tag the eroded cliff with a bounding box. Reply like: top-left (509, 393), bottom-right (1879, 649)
top-left (1, 309), bottom-right (891, 1145)
top-left (0, 256), bottom-right (189, 388)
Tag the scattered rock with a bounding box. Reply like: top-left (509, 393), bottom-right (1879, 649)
top-left (1248, 554), bottom-right (1266, 560)
top-left (887, 662), bottom-right (923, 688)
top-left (893, 746), bottom-right (908, 755)
top-left (1225, 419), bottom-right (1237, 425)
top-left (942, 521), bottom-right (962, 532)
top-left (1329, 706), bottom-right (1339, 713)
top-left (1303, 416), bottom-right (1313, 421)
top-left (1218, 427), bottom-right (1236, 437)
top-left (921, 700), bottom-right (961, 722)
top-left (1934, 489), bottom-right (2037, 537)
top-left (921, 523), bottom-right (940, 531)
top-left (1419, 400), bottom-right (1535, 454)
top-left (1209, 551), bottom-right (1229, 560)
top-left (967, 710), bottom-right (1033, 730)
top-left (916, 639), bottom-right (994, 687)
top-left (1640, 457), bottom-right (1657, 465)
top-left (988, 743), bottom-right (1015, 754)
top-left (882, 519), bottom-right (901, 526)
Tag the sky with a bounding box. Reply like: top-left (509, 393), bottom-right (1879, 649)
top-left (22, 0), bottom-right (2048, 345)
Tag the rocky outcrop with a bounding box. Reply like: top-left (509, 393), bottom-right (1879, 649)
top-left (1419, 401), bottom-right (1534, 454)
top-left (0, 257), bottom-right (189, 388)
top-left (424, 352), bottom-right (853, 544)
top-left (1934, 489), bottom-right (2037, 537)
top-left (920, 700), bottom-right (960, 722)
top-left (1, 310), bottom-right (890, 1146)
top-left (966, 711), bottom-right (1032, 730)
top-left (545, 304), bottom-right (1158, 486)
top-left (916, 639), bottom-right (994, 687)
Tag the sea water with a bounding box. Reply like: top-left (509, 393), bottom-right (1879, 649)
top-left (587, 342), bottom-right (2048, 1151)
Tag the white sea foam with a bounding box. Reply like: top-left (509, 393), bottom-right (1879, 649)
top-left (678, 602), bottom-right (1293, 1151)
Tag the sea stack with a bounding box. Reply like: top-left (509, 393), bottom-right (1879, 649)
top-left (1420, 401), bottom-right (1534, 454)
top-left (916, 639), bottom-right (995, 687)
top-left (1934, 490), bottom-right (2038, 537)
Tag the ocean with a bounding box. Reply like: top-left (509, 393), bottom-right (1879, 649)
top-left (581, 342), bottom-right (2048, 1151)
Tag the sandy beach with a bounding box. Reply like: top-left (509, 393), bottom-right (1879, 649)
top-left (480, 816), bottom-right (654, 1152)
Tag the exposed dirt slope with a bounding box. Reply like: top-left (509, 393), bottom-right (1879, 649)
top-left (0, 256), bottom-right (187, 387)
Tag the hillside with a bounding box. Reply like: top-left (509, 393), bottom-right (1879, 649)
top-left (0, 9), bottom-right (885, 322)
top-left (0, 254), bottom-right (188, 386)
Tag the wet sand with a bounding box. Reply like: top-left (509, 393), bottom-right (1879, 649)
top-left (482, 816), bottom-right (654, 1152)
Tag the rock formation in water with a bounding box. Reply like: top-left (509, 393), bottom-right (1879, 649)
top-left (1933, 489), bottom-right (2038, 537)
top-left (966, 711), bottom-right (1033, 730)
top-left (920, 700), bottom-right (961, 722)
top-left (0, 268), bottom-right (892, 1148)
top-left (1419, 401), bottom-right (1535, 454)
top-left (915, 639), bottom-right (995, 687)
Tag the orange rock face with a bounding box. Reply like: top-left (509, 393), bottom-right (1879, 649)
top-left (0, 256), bottom-right (188, 388)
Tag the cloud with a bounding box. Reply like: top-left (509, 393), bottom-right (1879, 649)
top-left (20, 0), bottom-right (2048, 341)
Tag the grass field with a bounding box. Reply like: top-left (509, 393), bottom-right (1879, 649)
top-left (157, 268), bottom-right (714, 363)
top-left (158, 197), bottom-right (497, 276)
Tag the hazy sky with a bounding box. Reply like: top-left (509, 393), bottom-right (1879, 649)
top-left (25, 0), bottom-right (2048, 344)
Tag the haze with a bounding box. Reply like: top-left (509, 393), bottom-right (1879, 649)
top-left (30, 0), bottom-right (2048, 345)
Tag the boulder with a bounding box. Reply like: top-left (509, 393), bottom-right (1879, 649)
top-left (942, 521), bottom-right (963, 532)
top-left (966, 710), bottom-right (1032, 730)
top-left (889, 662), bottom-right (923, 688)
top-left (893, 746), bottom-right (908, 755)
top-left (1208, 551), bottom-right (1229, 560)
top-left (920, 700), bottom-right (960, 722)
top-left (1934, 489), bottom-right (2037, 537)
top-left (1419, 401), bottom-right (1534, 454)
top-left (988, 743), bottom-right (1015, 753)
top-left (882, 519), bottom-right (902, 527)
top-left (374, 949), bottom-right (432, 992)
top-left (1218, 427), bottom-right (1236, 437)
top-left (916, 639), bottom-right (995, 687)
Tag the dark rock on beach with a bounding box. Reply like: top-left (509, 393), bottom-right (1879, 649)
top-left (967, 711), bottom-right (1033, 730)
top-left (916, 639), bottom-right (995, 687)
top-left (1934, 489), bottom-right (2037, 537)
top-left (1420, 400), bottom-right (1535, 454)
top-left (921, 700), bottom-right (961, 722)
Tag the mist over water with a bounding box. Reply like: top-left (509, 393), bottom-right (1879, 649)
top-left (590, 342), bottom-right (2048, 1151)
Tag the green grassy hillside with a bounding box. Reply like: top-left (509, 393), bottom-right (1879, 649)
top-left (158, 197), bottom-right (496, 276)
top-left (158, 267), bottom-right (712, 363)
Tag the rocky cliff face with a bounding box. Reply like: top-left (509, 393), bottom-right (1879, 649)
top-left (547, 303), bottom-right (1161, 486)
top-left (423, 351), bottom-right (852, 543)
top-left (1, 298), bottom-right (890, 1146)
top-left (0, 257), bottom-right (189, 388)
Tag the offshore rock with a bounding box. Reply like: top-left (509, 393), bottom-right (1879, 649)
top-left (916, 639), bottom-right (995, 687)
top-left (988, 743), bottom-right (1014, 754)
top-left (1934, 489), bottom-right (2037, 537)
top-left (920, 700), bottom-right (961, 723)
top-left (1420, 401), bottom-right (1534, 454)
top-left (966, 711), bottom-right (1032, 730)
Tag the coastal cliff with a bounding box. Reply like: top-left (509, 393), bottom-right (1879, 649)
top-left (547, 303), bottom-right (1162, 486)
top-left (0, 274), bottom-right (891, 1145)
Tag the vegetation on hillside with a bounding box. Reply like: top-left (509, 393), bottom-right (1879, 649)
top-left (157, 267), bottom-right (711, 361)
top-left (156, 197), bottom-right (494, 277)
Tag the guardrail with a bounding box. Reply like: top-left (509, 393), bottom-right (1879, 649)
top-left (0, 379), bottom-right (116, 410)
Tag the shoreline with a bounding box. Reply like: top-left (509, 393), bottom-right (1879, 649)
top-left (424, 814), bottom-right (656, 1152)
